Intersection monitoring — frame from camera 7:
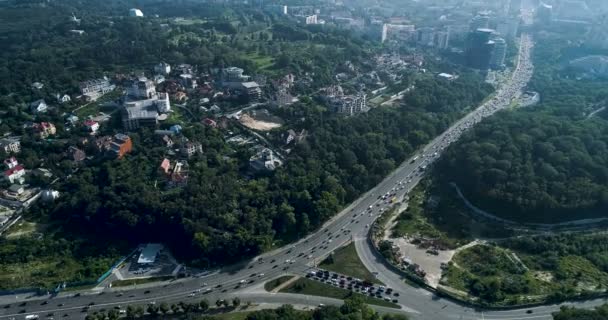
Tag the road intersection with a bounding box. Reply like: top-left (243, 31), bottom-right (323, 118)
top-left (1, 32), bottom-right (605, 320)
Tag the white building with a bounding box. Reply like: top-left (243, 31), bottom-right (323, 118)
top-left (265, 5), bottom-right (288, 15)
top-left (329, 93), bottom-right (368, 116)
top-left (29, 99), bottom-right (48, 113)
top-left (154, 62), bottom-right (171, 75)
top-left (80, 78), bottom-right (115, 101)
top-left (250, 148), bottom-right (283, 172)
top-left (129, 8), bottom-right (144, 17)
top-left (490, 38), bottom-right (507, 70)
top-left (127, 77), bottom-right (156, 99)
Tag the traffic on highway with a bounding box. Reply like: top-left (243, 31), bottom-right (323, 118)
top-left (0, 32), bottom-right (593, 320)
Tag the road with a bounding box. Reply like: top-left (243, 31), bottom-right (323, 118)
top-left (1, 33), bottom-right (603, 320)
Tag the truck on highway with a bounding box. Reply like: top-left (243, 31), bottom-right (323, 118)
top-left (25, 315), bottom-right (39, 320)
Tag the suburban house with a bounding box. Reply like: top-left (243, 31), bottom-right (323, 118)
top-left (161, 135), bottom-right (174, 148)
top-left (56, 94), bottom-right (72, 103)
top-left (109, 134), bottom-right (133, 159)
top-left (154, 62), bottom-right (171, 75)
top-left (202, 118), bottom-right (217, 128)
top-left (33, 122), bottom-right (57, 139)
top-left (4, 157), bottom-right (18, 169)
top-left (31, 82), bottom-right (44, 90)
top-left (29, 99), bottom-right (48, 113)
top-left (0, 138), bottom-right (20, 153)
top-left (180, 141), bottom-right (203, 158)
top-left (4, 165), bottom-right (25, 184)
top-left (83, 119), bottom-right (100, 134)
top-left (250, 148), bottom-right (283, 172)
top-left (159, 158), bottom-right (171, 174)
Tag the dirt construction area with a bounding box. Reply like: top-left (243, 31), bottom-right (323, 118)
top-left (239, 113), bottom-right (283, 131)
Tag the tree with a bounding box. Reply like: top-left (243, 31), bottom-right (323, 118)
top-left (199, 299), bottom-right (210, 312)
top-left (232, 297), bottom-right (241, 308)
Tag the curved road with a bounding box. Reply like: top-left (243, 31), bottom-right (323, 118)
top-left (1, 32), bottom-right (604, 320)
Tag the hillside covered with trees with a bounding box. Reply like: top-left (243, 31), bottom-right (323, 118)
top-left (434, 34), bottom-right (608, 223)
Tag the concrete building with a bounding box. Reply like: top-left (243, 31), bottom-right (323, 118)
top-left (33, 122), bottom-right (57, 139)
top-left (466, 28), bottom-right (496, 70)
top-left (222, 67), bottom-right (250, 82)
top-left (384, 24), bottom-right (416, 42)
top-left (80, 78), bottom-right (115, 101)
top-left (4, 165), bottom-right (25, 184)
top-left (127, 77), bottom-right (156, 99)
top-left (435, 30), bottom-right (450, 49)
top-left (179, 74), bottom-right (197, 89)
top-left (537, 2), bottom-right (553, 23)
top-left (490, 37), bottom-right (508, 70)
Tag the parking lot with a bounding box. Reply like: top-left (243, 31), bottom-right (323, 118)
top-left (306, 269), bottom-right (400, 304)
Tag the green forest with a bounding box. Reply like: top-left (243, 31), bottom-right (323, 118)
top-left (435, 35), bottom-right (608, 223)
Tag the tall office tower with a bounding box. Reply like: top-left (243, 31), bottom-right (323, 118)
top-left (465, 28), bottom-right (496, 70)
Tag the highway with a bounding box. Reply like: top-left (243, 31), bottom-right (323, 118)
top-left (1, 32), bottom-right (606, 320)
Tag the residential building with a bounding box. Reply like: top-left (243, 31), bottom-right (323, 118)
top-left (32, 82), bottom-right (44, 90)
top-left (68, 146), bottom-right (86, 162)
top-left (33, 122), bottom-right (57, 139)
top-left (180, 141), bottom-right (203, 158)
top-left (176, 64), bottom-right (193, 74)
top-left (179, 74), bottom-right (197, 89)
top-left (154, 62), bottom-right (171, 75)
top-left (536, 2), bottom-right (553, 23)
top-left (435, 30), bottom-right (450, 49)
top-left (329, 93), bottom-right (369, 116)
top-left (29, 99), bottom-right (48, 113)
top-left (80, 78), bottom-right (115, 101)
top-left (438, 73), bottom-right (458, 81)
top-left (4, 157), bottom-right (18, 169)
top-left (417, 27), bottom-right (435, 46)
top-left (7, 184), bottom-right (25, 197)
top-left (161, 135), bottom-right (174, 148)
top-left (273, 89), bottom-right (295, 107)
top-left (295, 14), bottom-right (318, 24)
top-left (66, 114), bottom-right (79, 125)
top-left (159, 158), bottom-right (171, 174)
top-left (250, 148), bottom-right (283, 172)
top-left (202, 118), bottom-right (217, 128)
top-left (4, 165), bottom-right (25, 184)
top-left (236, 82), bottom-right (262, 101)
top-left (56, 94), bottom-right (71, 103)
top-left (84, 119), bottom-right (100, 134)
top-left (384, 24), bottom-right (416, 42)
top-left (469, 13), bottom-right (490, 31)
top-left (122, 103), bottom-right (159, 130)
top-left (0, 138), bottom-right (21, 154)
top-left (496, 17), bottom-right (519, 39)
top-left (109, 134), bottom-right (133, 159)
top-left (129, 8), bottom-right (144, 17)
top-left (41, 190), bottom-right (60, 202)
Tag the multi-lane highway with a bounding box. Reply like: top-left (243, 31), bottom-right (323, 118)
top-left (1, 32), bottom-right (605, 320)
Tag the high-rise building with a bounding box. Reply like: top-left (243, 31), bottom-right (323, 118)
top-left (490, 37), bottom-right (507, 69)
top-left (417, 27), bottom-right (435, 46)
top-left (466, 28), bottom-right (496, 70)
top-left (470, 13), bottom-right (490, 31)
top-left (536, 2), bottom-right (554, 23)
top-left (435, 29), bottom-right (450, 49)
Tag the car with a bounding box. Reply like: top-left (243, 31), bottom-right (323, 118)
top-left (88, 302), bottom-right (95, 306)
top-left (144, 290), bottom-right (151, 294)
top-left (215, 284), bottom-right (223, 288)
top-left (392, 299), bottom-right (398, 303)
top-left (526, 310), bottom-right (533, 314)
top-left (41, 301), bottom-right (49, 305)
top-left (57, 303), bottom-right (65, 307)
